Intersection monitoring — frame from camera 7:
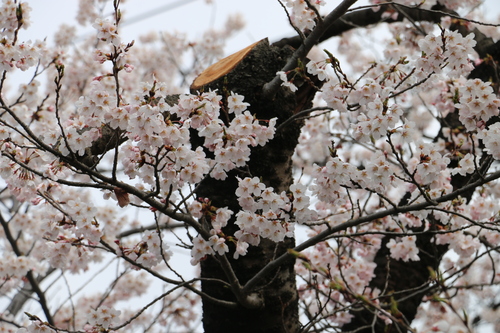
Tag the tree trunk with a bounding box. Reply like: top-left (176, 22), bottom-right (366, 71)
top-left (190, 39), bottom-right (320, 333)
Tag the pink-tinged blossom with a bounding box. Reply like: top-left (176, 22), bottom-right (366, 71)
top-left (209, 233), bottom-right (229, 256)
top-left (357, 151), bottom-right (395, 192)
top-left (0, 38), bottom-right (46, 72)
top-left (407, 141), bottom-right (451, 187)
top-left (289, 183), bottom-right (310, 210)
top-left (4, 1), bottom-right (500, 332)
top-left (236, 176), bottom-right (265, 197)
top-left (392, 119), bottom-right (418, 144)
top-left (387, 236), bottom-right (419, 262)
top-left (189, 200), bottom-right (203, 219)
top-left (212, 207), bottom-right (233, 230)
top-left (0, 253), bottom-right (40, 279)
top-left (451, 153), bottom-right (478, 176)
top-left (311, 157), bottom-right (358, 205)
top-left (87, 306), bottom-right (121, 329)
top-left (283, 0), bottom-right (325, 31)
top-left (477, 123), bottom-right (500, 160)
top-left (469, 197), bottom-right (499, 222)
top-left (306, 60), bottom-right (329, 81)
top-left (233, 178), bottom-right (308, 246)
top-left (435, 231), bottom-right (480, 258)
top-left (126, 230), bottom-right (172, 268)
top-left (455, 234), bottom-right (481, 258)
top-left (320, 80), bottom-right (349, 112)
top-left (277, 71), bottom-right (298, 92)
top-left (234, 211), bottom-right (258, 234)
top-left (350, 79), bottom-right (388, 107)
top-left (92, 18), bottom-right (121, 46)
top-left (0, 148), bottom-right (54, 202)
top-left (135, 252), bottom-right (160, 268)
top-left (166, 94), bottom-right (275, 180)
top-left (0, 1), bottom-right (32, 39)
top-left (190, 235), bottom-right (215, 265)
top-left (352, 102), bottom-right (402, 143)
top-left (17, 321), bottom-right (56, 333)
top-left (416, 30), bottom-right (476, 81)
top-left (233, 240), bottom-right (249, 259)
top-left (43, 242), bottom-right (72, 269)
top-left (456, 78), bottom-right (500, 131)
top-left (170, 91), bottom-right (222, 128)
top-left (227, 91), bottom-right (249, 115)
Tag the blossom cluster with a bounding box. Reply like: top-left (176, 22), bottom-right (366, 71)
top-left (456, 78), bottom-right (500, 131)
top-left (320, 80), bottom-right (350, 112)
top-left (118, 230), bottom-right (172, 268)
top-left (0, 253), bottom-right (41, 280)
top-left (311, 152), bottom-right (396, 207)
top-left (435, 231), bottom-right (481, 258)
top-left (387, 235), bottom-right (419, 262)
top-left (45, 77), bottom-right (277, 202)
top-left (190, 205), bottom-right (234, 264)
top-left (320, 77), bottom-right (406, 145)
top-left (478, 123), bottom-right (500, 160)
top-left (190, 178), bottom-right (317, 264)
top-left (416, 30), bottom-right (476, 81)
top-left (282, 0), bottom-right (326, 32)
top-left (93, 18), bottom-right (121, 46)
top-left (17, 320), bottom-right (56, 333)
top-left (0, 38), bottom-right (47, 72)
top-left (352, 90), bottom-right (403, 142)
top-left (406, 141), bottom-right (451, 188)
top-left (0, 188), bottom-right (128, 279)
top-left (451, 152), bottom-right (478, 176)
top-left (86, 306), bottom-right (121, 330)
top-left (311, 157), bottom-right (357, 206)
top-left (170, 91), bottom-right (276, 180)
top-left (235, 177), bottom-right (316, 242)
top-left (0, 0), bottom-right (31, 39)
top-left (0, 0), bottom-right (49, 73)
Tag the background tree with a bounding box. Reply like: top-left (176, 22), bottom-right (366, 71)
top-left (1, 0), bottom-right (500, 332)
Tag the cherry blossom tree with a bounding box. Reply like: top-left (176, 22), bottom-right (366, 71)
top-left (2, 0), bottom-right (500, 332)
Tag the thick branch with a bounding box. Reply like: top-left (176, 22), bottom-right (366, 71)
top-left (273, 3), bottom-right (495, 58)
top-left (242, 169), bottom-right (500, 295)
top-left (262, 0), bottom-right (358, 99)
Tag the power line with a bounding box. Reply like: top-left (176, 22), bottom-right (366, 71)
top-left (120, 0), bottom-right (199, 27)
top-left (75, 0), bottom-right (200, 42)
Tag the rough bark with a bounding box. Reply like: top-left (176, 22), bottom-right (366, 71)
top-left (190, 39), bottom-right (320, 333)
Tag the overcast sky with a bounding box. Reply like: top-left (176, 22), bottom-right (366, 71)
top-left (15, 2), bottom-right (488, 48)
top-left (18, 0), bottom-right (499, 66)
top-left (24, 0), bottom-right (296, 52)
